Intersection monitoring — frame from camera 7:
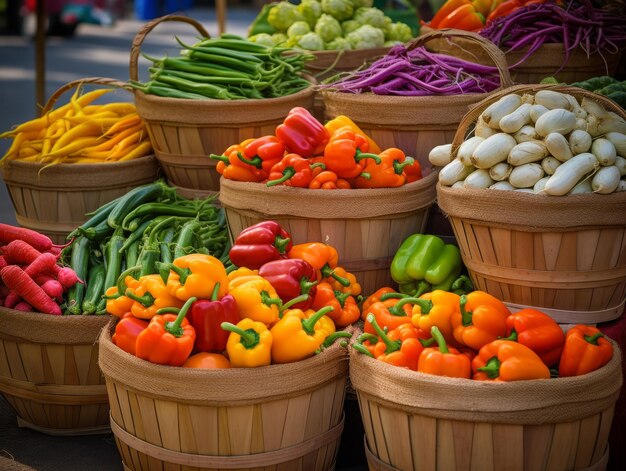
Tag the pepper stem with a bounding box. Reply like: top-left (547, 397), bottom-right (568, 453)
top-left (585, 332), bottom-right (604, 345)
top-left (320, 264), bottom-right (351, 287)
top-left (274, 235), bottom-right (291, 254)
top-left (280, 293), bottom-right (310, 313)
top-left (321, 331), bottom-right (352, 348)
top-left (357, 333), bottom-right (378, 344)
top-left (355, 149), bottom-right (382, 164)
top-left (477, 356), bottom-right (501, 379)
top-left (334, 290), bottom-right (350, 307)
top-left (221, 322), bottom-right (260, 349)
top-left (430, 326), bottom-right (449, 354)
top-left (266, 167), bottom-right (295, 187)
top-left (414, 281), bottom-right (431, 298)
top-left (113, 265), bottom-right (141, 297)
top-left (380, 292), bottom-right (408, 301)
top-left (419, 337), bottom-right (436, 348)
top-left (300, 277), bottom-right (318, 296)
top-left (352, 342), bottom-right (375, 358)
top-left (209, 153), bottom-right (229, 163)
top-left (165, 296), bottom-right (196, 338)
top-left (359, 172), bottom-right (371, 179)
top-left (393, 157), bottom-right (415, 174)
top-left (451, 275), bottom-right (473, 294)
top-left (211, 282), bottom-right (220, 301)
top-left (261, 290), bottom-right (283, 307)
top-left (460, 295), bottom-right (473, 327)
top-left (159, 262), bottom-right (190, 285)
top-left (302, 306), bottom-right (334, 335)
top-left (125, 290), bottom-right (155, 308)
top-left (366, 313), bottom-right (401, 354)
top-left (389, 297), bottom-right (427, 316)
top-left (500, 329), bottom-right (518, 342)
top-left (310, 162), bottom-right (326, 170)
top-left (237, 151), bottom-right (263, 168)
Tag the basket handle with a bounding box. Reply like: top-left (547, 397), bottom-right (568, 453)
top-left (407, 28), bottom-right (513, 91)
top-left (450, 84), bottom-right (626, 157)
top-left (130, 14), bottom-right (210, 82)
top-left (41, 77), bottom-right (130, 115)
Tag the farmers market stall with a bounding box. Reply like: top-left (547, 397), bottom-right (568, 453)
top-left (1, 1), bottom-right (626, 470)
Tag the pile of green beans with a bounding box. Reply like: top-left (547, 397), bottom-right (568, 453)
top-left (62, 180), bottom-right (231, 315)
top-left (129, 34), bottom-right (315, 100)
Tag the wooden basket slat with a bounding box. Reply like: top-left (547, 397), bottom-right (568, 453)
top-left (471, 423), bottom-right (494, 471)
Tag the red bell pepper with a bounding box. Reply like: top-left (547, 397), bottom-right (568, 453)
top-left (187, 283), bottom-right (240, 353)
top-left (237, 135), bottom-right (286, 178)
top-left (112, 312), bottom-right (149, 356)
top-left (266, 153), bottom-right (322, 187)
top-left (275, 107), bottom-right (329, 158)
top-left (258, 258), bottom-right (318, 310)
top-left (228, 221), bottom-right (293, 270)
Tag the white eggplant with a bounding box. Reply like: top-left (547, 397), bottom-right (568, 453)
top-left (591, 138), bottom-right (617, 166)
top-left (529, 104), bottom-right (549, 123)
top-left (475, 115), bottom-right (498, 138)
top-left (463, 169), bottom-right (495, 189)
top-left (545, 132), bottom-right (573, 162)
top-left (482, 94), bottom-right (523, 129)
top-left (509, 163), bottom-right (545, 188)
top-left (489, 162), bottom-right (512, 181)
top-left (515, 188), bottom-right (536, 193)
top-left (543, 153), bottom-right (599, 195)
top-left (533, 177), bottom-right (550, 193)
top-left (604, 132), bottom-right (626, 157)
top-left (457, 136), bottom-right (485, 166)
top-left (569, 129), bottom-right (592, 154)
top-left (567, 178), bottom-right (593, 195)
top-left (507, 141), bottom-right (548, 166)
top-left (535, 109), bottom-right (577, 136)
top-left (439, 158), bottom-right (475, 186)
top-left (513, 125), bottom-right (539, 143)
top-left (564, 94), bottom-right (587, 119)
top-left (591, 165), bottom-right (621, 194)
top-left (428, 143), bottom-right (453, 167)
top-left (617, 180), bottom-right (626, 192)
top-left (451, 180), bottom-right (465, 188)
top-left (471, 133), bottom-right (517, 169)
top-left (489, 181), bottom-right (516, 190)
top-left (534, 90), bottom-right (572, 110)
top-left (614, 156), bottom-right (626, 176)
top-left (541, 156), bottom-right (561, 175)
top-left (499, 103), bottom-right (532, 134)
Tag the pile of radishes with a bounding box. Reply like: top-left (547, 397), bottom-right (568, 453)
top-left (0, 224), bottom-right (81, 315)
top-left (430, 90), bottom-right (626, 195)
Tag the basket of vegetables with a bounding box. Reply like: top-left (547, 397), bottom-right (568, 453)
top-left (350, 289), bottom-right (622, 471)
top-left (0, 78), bottom-right (158, 244)
top-left (130, 15), bottom-right (316, 194)
top-left (0, 225), bottom-right (110, 435)
top-left (435, 84), bottom-right (626, 323)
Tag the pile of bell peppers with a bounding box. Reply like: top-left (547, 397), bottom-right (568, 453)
top-left (108, 221), bottom-right (365, 368)
top-left (424, 0), bottom-right (554, 31)
top-left (353, 289), bottom-right (615, 381)
top-left (211, 107), bottom-right (423, 189)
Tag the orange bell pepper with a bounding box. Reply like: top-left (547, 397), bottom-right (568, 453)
top-left (363, 297), bottom-right (416, 335)
top-left (288, 242), bottom-right (351, 287)
top-left (429, 0), bottom-right (471, 28)
top-left (502, 308), bottom-right (565, 367)
top-left (418, 326), bottom-right (472, 378)
top-left (183, 352), bottom-right (231, 369)
top-left (266, 153), bottom-right (320, 187)
top-left (135, 297), bottom-right (197, 366)
top-left (355, 148), bottom-right (414, 188)
top-left (451, 291), bottom-right (511, 351)
top-left (105, 273), bottom-right (141, 317)
top-left (312, 281), bottom-right (360, 327)
top-left (324, 266), bottom-right (361, 296)
top-left (308, 170), bottom-right (351, 189)
top-left (411, 290), bottom-right (461, 345)
top-left (437, 4), bottom-right (485, 31)
top-left (324, 115), bottom-right (381, 154)
top-left (362, 287), bottom-right (399, 317)
top-left (472, 339), bottom-right (550, 381)
top-left (558, 325), bottom-right (613, 377)
top-left (212, 138), bottom-right (262, 182)
top-left (126, 274), bottom-right (184, 320)
top-left (323, 126), bottom-right (381, 179)
top-left (112, 312), bottom-right (149, 356)
top-left (237, 135), bottom-right (286, 178)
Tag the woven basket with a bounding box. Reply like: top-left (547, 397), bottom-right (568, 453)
top-left (131, 15), bottom-right (316, 193)
top-left (219, 173), bottom-right (437, 296)
top-left (0, 308), bottom-right (110, 435)
top-left (437, 84), bottom-right (626, 324)
top-left (419, 26), bottom-right (622, 84)
top-left (0, 77), bottom-right (159, 244)
top-left (98, 321), bottom-right (348, 471)
top-left (351, 344), bottom-right (622, 471)
top-left (321, 29), bottom-right (513, 177)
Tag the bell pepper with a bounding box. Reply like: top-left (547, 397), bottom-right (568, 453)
top-left (270, 306), bottom-right (336, 364)
top-left (429, 0), bottom-right (471, 28)
top-left (362, 287), bottom-right (399, 315)
top-left (323, 126), bottom-right (381, 179)
top-left (275, 107), bottom-right (329, 158)
top-left (308, 170), bottom-right (351, 190)
top-left (125, 274), bottom-right (184, 320)
top-left (160, 254), bottom-right (229, 302)
top-left (258, 258), bottom-right (318, 309)
top-left (390, 234), bottom-right (463, 293)
top-left (312, 281), bottom-right (360, 327)
top-left (112, 312), bottom-right (149, 356)
top-left (229, 220), bottom-right (292, 270)
top-left (411, 290), bottom-right (461, 345)
top-left (228, 276), bottom-right (282, 325)
top-left (105, 272), bottom-right (141, 317)
top-left (558, 325), bottom-right (613, 377)
top-left (324, 115), bottom-right (381, 154)
top-left (363, 297), bottom-right (417, 335)
top-left (288, 242), bottom-right (351, 287)
top-left (366, 313), bottom-right (428, 370)
top-left (135, 296), bottom-right (197, 366)
top-left (227, 267), bottom-right (259, 282)
top-left (501, 308), bottom-right (565, 367)
top-left (486, 0), bottom-right (536, 23)
top-left (472, 339), bottom-right (550, 381)
top-left (211, 138), bottom-right (263, 182)
top-left (237, 135), bottom-right (285, 178)
top-left (472, 0), bottom-right (494, 16)
top-left (403, 158), bottom-right (423, 183)
top-left (187, 283), bottom-right (241, 353)
top-left (183, 352), bottom-right (231, 369)
top-left (355, 149), bottom-right (415, 188)
top-left (418, 326), bottom-right (472, 378)
top-left (324, 266), bottom-right (361, 296)
top-left (437, 3), bottom-right (485, 31)
top-left (266, 153), bottom-right (320, 187)
top-left (221, 318), bottom-right (273, 367)
top-left (451, 291), bottom-right (511, 351)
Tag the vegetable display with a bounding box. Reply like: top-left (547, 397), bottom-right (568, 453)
top-left (248, 0), bottom-right (414, 50)
top-left (434, 88), bottom-right (626, 194)
top-left (0, 85), bottom-right (152, 165)
top-left (212, 107), bottom-right (424, 188)
top-left (130, 34), bottom-right (314, 100)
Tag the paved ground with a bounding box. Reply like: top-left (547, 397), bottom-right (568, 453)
top-left (0, 5), bottom-right (368, 470)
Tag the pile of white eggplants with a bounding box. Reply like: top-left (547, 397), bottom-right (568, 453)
top-left (430, 90), bottom-right (626, 195)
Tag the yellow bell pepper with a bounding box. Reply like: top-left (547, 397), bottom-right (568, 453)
top-left (411, 290), bottom-right (461, 345)
top-left (221, 318), bottom-right (272, 368)
top-left (324, 115), bottom-right (381, 154)
top-left (227, 267), bottom-right (259, 282)
top-left (228, 277), bottom-right (283, 325)
top-left (161, 254), bottom-right (229, 302)
top-left (105, 275), bottom-right (141, 317)
top-left (126, 274), bottom-right (184, 320)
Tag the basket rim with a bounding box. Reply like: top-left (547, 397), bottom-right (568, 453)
top-left (0, 154), bottom-right (156, 171)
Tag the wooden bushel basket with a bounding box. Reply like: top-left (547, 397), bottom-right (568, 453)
top-left (438, 84), bottom-right (626, 324)
top-left (0, 77), bottom-right (160, 245)
top-left (321, 29), bottom-right (513, 175)
top-left (219, 172), bottom-right (438, 296)
top-left (98, 322), bottom-right (348, 471)
top-left (131, 15), bottom-right (316, 193)
top-left (350, 343), bottom-right (622, 471)
top-left (0, 308), bottom-right (110, 435)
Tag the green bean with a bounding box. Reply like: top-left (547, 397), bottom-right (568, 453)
top-left (149, 67), bottom-right (271, 89)
top-left (129, 80), bottom-right (210, 99)
top-left (154, 74), bottom-right (237, 100)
